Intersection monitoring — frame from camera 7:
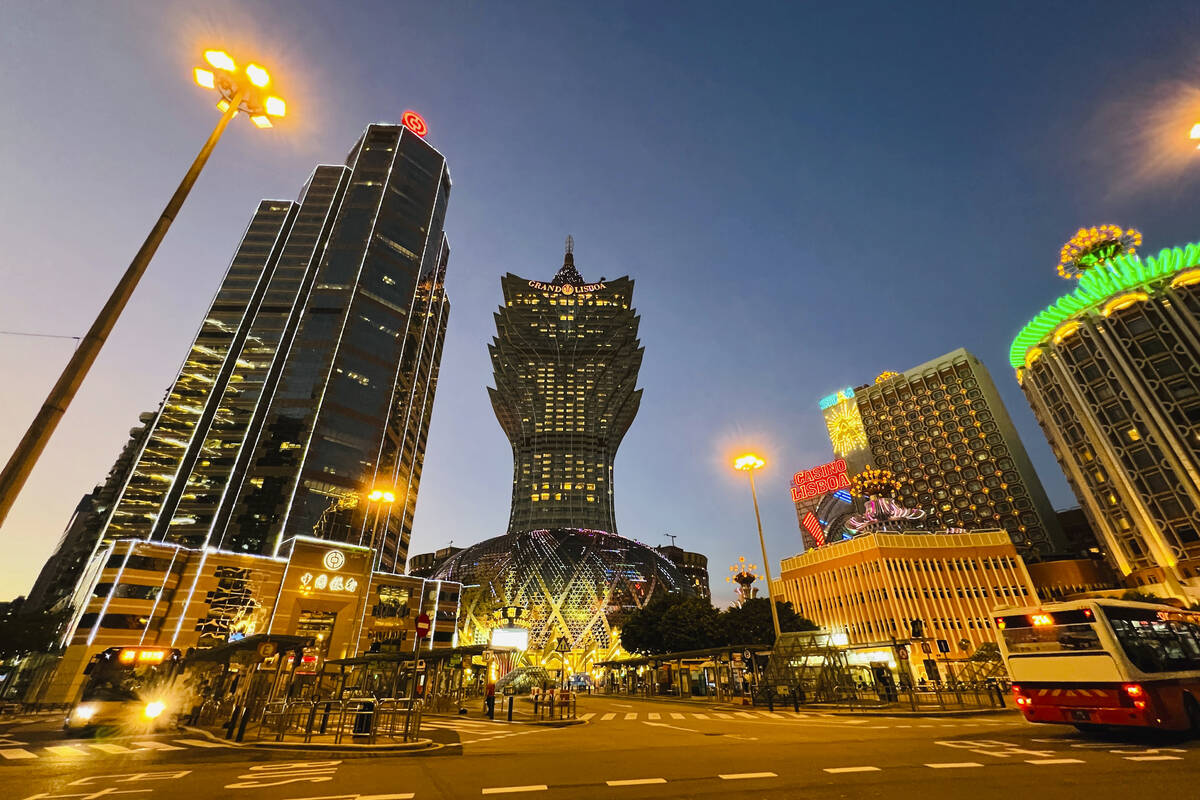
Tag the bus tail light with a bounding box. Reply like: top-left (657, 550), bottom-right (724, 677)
top-left (1012, 684), bottom-right (1032, 707)
top-left (1123, 683), bottom-right (1147, 710)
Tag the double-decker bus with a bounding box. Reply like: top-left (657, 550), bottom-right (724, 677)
top-left (995, 599), bottom-right (1200, 733)
top-left (65, 646), bottom-right (183, 734)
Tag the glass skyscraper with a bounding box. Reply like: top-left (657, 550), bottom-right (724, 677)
top-left (99, 123), bottom-right (452, 573)
top-left (489, 241), bottom-right (643, 534)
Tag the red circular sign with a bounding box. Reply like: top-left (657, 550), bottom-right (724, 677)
top-left (415, 612), bottom-right (431, 638)
top-left (401, 110), bottom-right (427, 137)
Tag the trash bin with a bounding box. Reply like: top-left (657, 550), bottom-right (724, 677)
top-left (353, 701), bottom-right (375, 735)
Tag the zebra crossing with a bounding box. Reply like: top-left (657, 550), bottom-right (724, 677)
top-left (0, 737), bottom-right (232, 762)
top-left (576, 710), bottom-right (1020, 729)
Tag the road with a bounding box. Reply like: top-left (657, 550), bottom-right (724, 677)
top-left (3, 694), bottom-right (1197, 799)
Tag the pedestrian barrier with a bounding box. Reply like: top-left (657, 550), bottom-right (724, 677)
top-left (243, 696), bottom-right (424, 744)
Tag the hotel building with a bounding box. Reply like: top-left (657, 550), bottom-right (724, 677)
top-left (820, 349), bottom-right (1066, 558)
top-left (1013, 231), bottom-right (1200, 598)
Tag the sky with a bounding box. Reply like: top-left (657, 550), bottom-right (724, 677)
top-left (4, 1), bottom-right (1200, 607)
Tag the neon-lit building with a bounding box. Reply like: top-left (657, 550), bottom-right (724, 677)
top-left (789, 459), bottom-right (862, 549)
top-left (776, 529), bottom-right (1038, 671)
top-left (98, 122), bottom-right (451, 573)
top-left (41, 536), bottom-right (460, 704)
top-left (488, 239), bottom-right (642, 534)
top-left (1011, 228), bottom-right (1200, 599)
top-left (820, 350), bottom-right (1066, 559)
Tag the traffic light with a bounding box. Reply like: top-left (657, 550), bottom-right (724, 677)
top-left (910, 619), bottom-right (924, 639)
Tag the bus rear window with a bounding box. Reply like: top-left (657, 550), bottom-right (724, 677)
top-left (1102, 611), bottom-right (1200, 673)
top-left (1002, 622), bottom-right (1102, 654)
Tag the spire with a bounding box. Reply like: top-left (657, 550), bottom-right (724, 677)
top-left (552, 234), bottom-right (584, 285)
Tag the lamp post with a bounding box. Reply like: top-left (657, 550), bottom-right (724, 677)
top-left (365, 489), bottom-right (396, 569)
top-left (733, 453), bottom-right (781, 642)
top-left (0, 50), bottom-right (288, 527)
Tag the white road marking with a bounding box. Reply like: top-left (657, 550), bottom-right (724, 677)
top-left (643, 721), bottom-right (699, 733)
top-left (134, 740), bottom-right (185, 751)
top-left (44, 745), bottom-right (87, 757)
top-left (735, 712), bottom-right (757, 719)
top-left (824, 766), bottom-right (881, 773)
top-left (90, 743), bottom-right (136, 754)
top-left (600, 713), bottom-right (616, 721)
top-left (719, 772), bottom-right (777, 780)
top-left (606, 778), bottom-right (666, 786)
top-left (1125, 755), bottom-right (1183, 761)
top-left (692, 713), bottom-right (709, 719)
top-left (925, 762), bottom-right (983, 769)
top-left (670, 713), bottom-right (685, 720)
top-left (1026, 759), bottom-right (1085, 765)
top-left (578, 713), bottom-right (595, 721)
top-left (623, 712), bottom-right (637, 720)
top-left (481, 785), bottom-right (548, 794)
top-left (713, 712), bottom-right (733, 720)
top-left (174, 738), bottom-right (230, 748)
top-left (612, 703), bottom-right (633, 708)
top-left (0, 749), bottom-right (36, 759)
top-left (647, 712), bottom-right (660, 720)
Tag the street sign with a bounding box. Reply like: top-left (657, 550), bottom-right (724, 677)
top-left (897, 645), bottom-right (909, 660)
top-left (415, 613), bottom-right (431, 639)
top-left (936, 639), bottom-right (951, 654)
top-left (483, 649), bottom-right (495, 662)
top-left (256, 641), bottom-right (277, 659)
top-left (743, 649), bottom-right (752, 661)
top-left (920, 641), bottom-right (932, 654)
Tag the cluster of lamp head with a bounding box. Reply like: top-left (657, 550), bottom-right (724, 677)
top-left (192, 49), bottom-right (286, 129)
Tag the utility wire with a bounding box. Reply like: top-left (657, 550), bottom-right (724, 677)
top-left (0, 330), bottom-right (81, 342)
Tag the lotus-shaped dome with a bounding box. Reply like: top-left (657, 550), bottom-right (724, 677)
top-left (431, 528), bottom-right (692, 651)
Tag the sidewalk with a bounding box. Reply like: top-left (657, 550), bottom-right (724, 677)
top-left (181, 724), bottom-right (437, 753)
top-left (592, 692), bottom-right (1013, 718)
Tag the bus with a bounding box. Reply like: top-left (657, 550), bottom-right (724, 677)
top-left (65, 646), bottom-right (183, 734)
top-left (995, 599), bottom-right (1200, 733)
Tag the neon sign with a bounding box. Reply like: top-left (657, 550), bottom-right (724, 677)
top-left (791, 459), bottom-right (851, 502)
top-left (401, 110), bottom-right (427, 137)
top-left (527, 279), bottom-right (606, 296)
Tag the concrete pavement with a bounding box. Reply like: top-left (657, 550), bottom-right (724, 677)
top-left (3, 694), bottom-right (1196, 799)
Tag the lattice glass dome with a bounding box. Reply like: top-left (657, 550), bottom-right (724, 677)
top-left (430, 528), bottom-right (692, 651)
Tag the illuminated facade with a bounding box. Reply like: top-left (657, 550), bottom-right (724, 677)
top-left (656, 545), bottom-right (711, 600)
top-left (489, 241), bottom-right (643, 534)
top-left (98, 124), bottom-right (452, 573)
top-left (41, 536), bottom-right (460, 704)
top-left (430, 528), bottom-right (691, 657)
top-left (1012, 232), bottom-right (1200, 598)
top-left (776, 529), bottom-right (1039, 669)
top-left (822, 349), bottom-right (1065, 558)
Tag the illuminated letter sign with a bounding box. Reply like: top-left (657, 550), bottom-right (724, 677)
top-left (790, 459), bottom-right (851, 502)
top-left (323, 550), bottom-right (346, 571)
top-left (527, 279), bottom-right (607, 296)
top-left (401, 110), bottom-right (428, 137)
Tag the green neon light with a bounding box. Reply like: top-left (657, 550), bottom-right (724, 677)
top-left (1009, 242), bottom-right (1200, 369)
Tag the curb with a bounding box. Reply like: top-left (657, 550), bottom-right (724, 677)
top-left (423, 713), bottom-right (585, 728)
top-left (180, 725), bottom-right (436, 753)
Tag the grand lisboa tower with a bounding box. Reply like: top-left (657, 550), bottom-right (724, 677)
top-left (432, 240), bottom-right (691, 664)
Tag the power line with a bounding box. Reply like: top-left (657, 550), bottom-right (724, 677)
top-left (0, 330), bottom-right (81, 342)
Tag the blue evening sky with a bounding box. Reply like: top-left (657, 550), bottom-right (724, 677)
top-left (3, 1), bottom-right (1200, 605)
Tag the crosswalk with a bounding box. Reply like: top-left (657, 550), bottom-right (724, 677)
top-left (576, 710), bottom-right (1020, 729)
top-left (0, 737), bottom-right (232, 762)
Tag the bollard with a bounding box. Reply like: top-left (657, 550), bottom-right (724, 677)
top-left (508, 696), bottom-right (514, 722)
top-left (792, 691), bottom-right (799, 712)
top-left (767, 691), bottom-right (774, 713)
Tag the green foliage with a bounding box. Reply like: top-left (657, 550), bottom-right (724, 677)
top-left (619, 594), bottom-right (817, 655)
top-left (721, 597), bottom-right (817, 646)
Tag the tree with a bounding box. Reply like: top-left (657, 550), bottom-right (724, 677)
top-left (619, 594), bottom-right (725, 655)
top-left (720, 598), bottom-right (816, 646)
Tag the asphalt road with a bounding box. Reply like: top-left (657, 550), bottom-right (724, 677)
top-left (3, 695), bottom-right (1198, 799)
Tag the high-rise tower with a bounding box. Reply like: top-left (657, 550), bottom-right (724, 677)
top-left (98, 122), bottom-right (452, 573)
top-left (489, 240), bottom-right (643, 534)
top-left (1012, 226), bottom-right (1200, 597)
top-left (820, 349), bottom-right (1066, 558)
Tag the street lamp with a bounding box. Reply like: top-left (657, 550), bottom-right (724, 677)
top-left (0, 49), bottom-right (289, 528)
top-left (733, 453), bottom-right (782, 642)
top-left (364, 488), bottom-right (397, 563)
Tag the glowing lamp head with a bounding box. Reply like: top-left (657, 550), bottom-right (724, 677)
top-left (368, 490), bottom-right (384, 501)
top-left (194, 68), bottom-right (216, 89)
top-left (143, 701), bottom-right (166, 720)
top-left (251, 115), bottom-right (272, 129)
top-left (264, 96), bottom-right (286, 117)
top-left (1191, 123), bottom-right (1200, 141)
top-left (733, 454), bottom-right (764, 472)
top-left (204, 50), bottom-right (236, 72)
top-left (245, 63), bottom-right (270, 87)
top-left (382, 491), bottom-right (396, 503)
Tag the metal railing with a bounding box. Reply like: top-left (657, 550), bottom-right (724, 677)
top-left (240, 697), bottom-right (423, 744)
top-left (532, 691), bottom-right (577, 720)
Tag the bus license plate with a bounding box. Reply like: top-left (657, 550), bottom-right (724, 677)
top-left (1069, 709), bottom-right (1092, 722)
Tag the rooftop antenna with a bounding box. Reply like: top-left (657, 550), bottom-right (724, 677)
top-left (565, 234), bottom-right (574, 255)
top-left (664, 532), bottom-right (678, 547)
